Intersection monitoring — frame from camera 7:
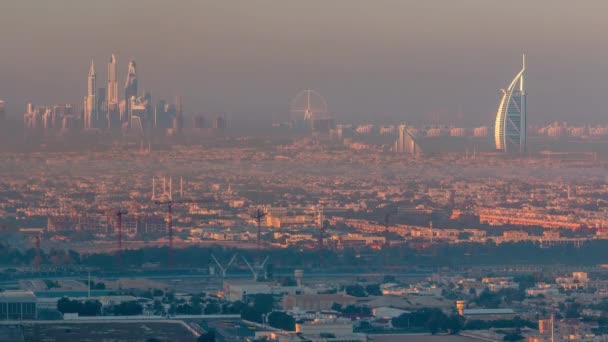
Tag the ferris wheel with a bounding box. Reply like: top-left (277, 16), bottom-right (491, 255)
top-left (290, 89), bottom-right (328, 121)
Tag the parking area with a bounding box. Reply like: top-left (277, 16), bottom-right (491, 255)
top-left (20, 322), bottom-right (197, 342)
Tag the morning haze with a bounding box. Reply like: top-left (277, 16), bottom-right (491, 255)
top-left (6, 2), bottom-right (608, 341)
top-left (2, 0), bottom-right (608, 125)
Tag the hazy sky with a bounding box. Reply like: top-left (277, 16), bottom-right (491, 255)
top-left (2, 0), bottom-right (608, 126)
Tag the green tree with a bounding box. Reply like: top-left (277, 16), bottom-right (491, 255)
top-left (112, 301), bottom-right (143, 316)
top-left (475, 289), bottom-right (501, 308)
top-left (365, 284), bottom-right (382, 296)
top-left (252, 294), bottom-right (274, 314)
top-left (198, 329), bottom-right (216, 342)
top-left (345, 284), bottom-right (367, 297)
top-left (80, 300), bottom-right (101, 316)
top-left (392, 308), bottom-right (454, 334)
top-left (341, 305), bottom-right (371, 316)
top-left (153, 300), bottom-right (165, 315)
top-left (241, 307), bottom-right (262, 323)
top-left (267, 311), bottom-right (296, 331)
top-left (205, 302), bottom-right (221, 315)
top-left (57, 297), bottom-right (80, 314)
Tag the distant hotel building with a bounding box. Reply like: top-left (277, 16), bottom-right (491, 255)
top-left (394, 125), bottom-right (421, 156)
top-left (494, 55), bottom-right (527, 153)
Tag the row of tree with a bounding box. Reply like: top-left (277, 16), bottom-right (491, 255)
top-left (5, 240), bottom-right (608, 269)
top-left (392, 308), bottom-right (463, 334)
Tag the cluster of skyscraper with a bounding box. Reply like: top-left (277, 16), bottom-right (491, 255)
top-left (19, 54), bottom-right (525, 150)
top-left (23, 103), bottom-right (75, 133)
top-left (24, 55), bottom-right (185, 136)
top-left (83, 56), bottom-right (183, 133)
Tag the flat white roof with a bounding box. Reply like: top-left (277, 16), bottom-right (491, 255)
top-left (463, 308), bottom-right (515, 315)
top-left (0, 290), bottom-right (37, 302)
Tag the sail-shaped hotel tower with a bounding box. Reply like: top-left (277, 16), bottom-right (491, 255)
top-left (494, 55), bottom-right (527, 153)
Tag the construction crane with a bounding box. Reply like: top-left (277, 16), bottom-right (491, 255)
top-left (114, 210), bottom-right (128, 268)
top-left (252, 208), bottom-right (267, 253)
top-left (155, 197), bottom-right (215, 268)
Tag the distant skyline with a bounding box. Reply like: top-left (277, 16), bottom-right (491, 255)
top-left (2, 0), bottom-right (608, 126)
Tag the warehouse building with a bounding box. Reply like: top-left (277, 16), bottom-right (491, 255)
top-left (0, 291), bottom-right (37, 320)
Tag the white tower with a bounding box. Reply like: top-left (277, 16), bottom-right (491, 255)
top-left (85, 60), bottom-right (97, 129)
top-left (494, 54), bottom-right (527, 153)
top-left (107, 54), bottom-right (118, 108)
top-left (519, 54), bottom-right (527, 154)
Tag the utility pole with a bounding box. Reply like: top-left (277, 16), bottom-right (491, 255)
top-left (318, 221), bottom-right (329, 269)
top-left (115, 210), bottom-right (128, 269)
top-left (155, 198), bottom-right (215, 268)
top-left (252, 208), bottom-right (267, 255)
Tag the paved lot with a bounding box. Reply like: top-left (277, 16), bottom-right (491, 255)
top-left (371, 334), bottom-right (481, 342)
top-left (20, 322), bottom-right (197, 342)
top-left (198, 319), bottom-right (257, 342)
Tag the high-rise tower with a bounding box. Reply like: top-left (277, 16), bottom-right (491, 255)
top-left (124, 60), bottom-right (138, 125)
top-left (107, 54), bottom-right (118, 109)
top-left (494, 55), bottom-right (527, 153)
top-left (84, 60), bottom-right (97, 129)
top-left (106, 54), bottom-right (119, 129)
